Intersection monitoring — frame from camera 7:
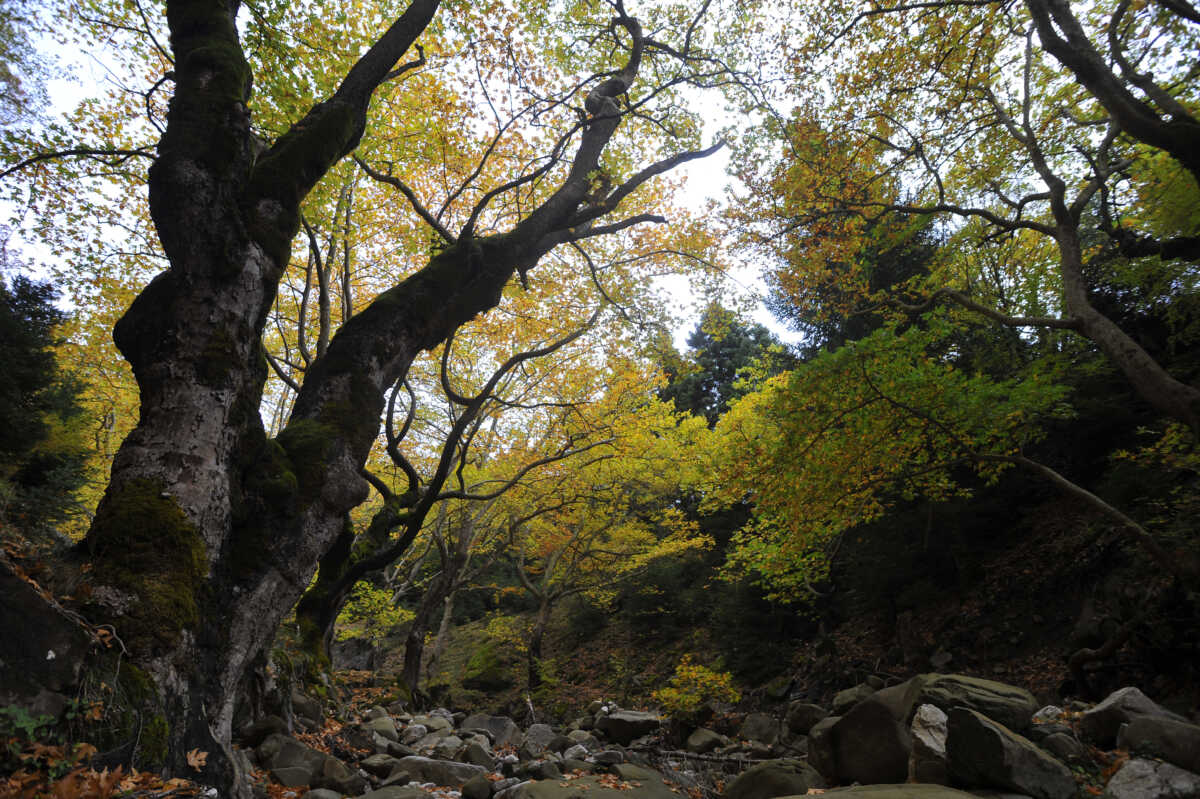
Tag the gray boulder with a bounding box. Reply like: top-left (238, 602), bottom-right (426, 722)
top-left (562, 744), bottom-right (589, 761)
top-left (832, 696), bottom-right (911, 784)
top-left (460, 740), bottom-right (497, 768)
top-left (1039, 732), bottom-right (1088, 765)
top-left (566, 729), bottom-right (601, 752)
top-left (686, 728), bottom-right (728, 754)
top-left (915, 674), bottom-right (1038, 732)
top-left (402, 724), bottom-right (429, 745)
top-left (785, 702), bottom-right (828, 735)
top-left (946, 708), bottom-right (1075, 799)
top-left (462, 714), bottom-right (523, 748)
top-left (413, 713), bottom-right (454, 734)
top-left (739, 712), bottom-right (782, 746)
top-left (593, 750), bottom-right (625, 765)
top-left (720, 758), bottom-right (824, 799)
top-left (391, 755), bottom-right (488, 787)
top-left (909, 704), bottom-right (949, 785)
top-left (1117, 715), bottom-right (1200, 774)
top-left (522, 723), bottom-right (558, 756)
top-left (368, 715), bottom-right (400, 742)
top-left (596, 710), bottom-right (661, 745)
top-left (815, 787), bottom-right (981, 797)
top-left (463, 774), bottom-right (494, 799)
top-left (806, 715), bottom-right (839, 780)
top-left (300, 790), bottom-right (344, 799)
top-left (832, 683), bottom-right (876, 715)
top-left (1080, 686), bottom-right (1189, 747)
top-left (362, 753), bottom-right (404, 778)
top-left (508, 772), bottom-right (677, 799)
top-left (256, 733), bottom-right (367, 795)
top-left (434, 735), bottom-right (465, 759)
top-left (1102, 758), bottom-right (1200, 799)
top-left (524, 760), bottom-right (563, 780)
top-left (359, 788), bottom-right (435, 799)
top-left (611, 764), bottom-right (661, 782)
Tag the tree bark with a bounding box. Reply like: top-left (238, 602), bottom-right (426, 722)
top-left (424, 590), bottom-right (457, 686)
top-left (61, 2), bottom-right (703, 793)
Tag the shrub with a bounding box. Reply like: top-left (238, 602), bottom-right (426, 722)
top-left (652, 654), bottom-right (739, 717)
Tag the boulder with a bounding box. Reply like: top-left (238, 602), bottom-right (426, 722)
top-left (359, 788), bottom-right (436, 799)
top-left (508, 773), bottom-right (677, 799)
top-left (460, 740), bottom-right (497, 768)
top-left (611, 764), bottom-right (661, 782)
top-left (291, 689), bottom-right (324, 726)
top-left (946, 709), bottom-right (1075, 799)
top-left (462, 714), bottom-right (523, 748)
top-left (686, 728), bottom-right (727, 755)
top-left (739, 713), bottom-right (782, 746)
top-left (522, 723), bottom-right (557, 756)
top-left (815, 787), bottom-right (981, 797)
top-left (593, 750), bottom-right (625, 765)
top-left (915, 674), bottom-right (1038, 732)
top-left (256, 733), bottom-right (367, 795)
top-left (596, 711), bottom-right (661, 746)
top-left (524, 760), bottom-right (563, 780)
top-left (1079, 686), bottom-right (1190, 747)
top-left (1101, 758), bottom-right (1200, 799)
top-left (434, 735), bottom-right (464, 759)
top-left (391, 755), bottom-right (488, 787)
top-left (1039, 733), bottom-right (1088, 765)
top-left (331, 636), bottom-right (377, 670)
top-left (0, 563), bottom-right (92, 704)
top-left (413, 714), bottom-right (454, 734)
top-left (402, 724), bottom-right (429, 745)
top-left (368, 715), bottom-right (400, 742)
top-left (832, 683), bottom-right (876, 715)
top-left (1026, 707), bottom-right (1072, 743)
top-left (566, 729), bottom-right (601, 751)
top-left (831, 696), bottom-right (911, 784)
top-left (1116, 715), bottom-right (1200, 774)
top-left (785, 702), bottom-right (828, 735)
top-left (236, 714), bottom-right (289, 748)
top-left (462, 642), bottom-right (517, 691)
top-left (463, 774), bottom-right (494, 799)
top-left (806, 716), bottom-right (839, 780)
top-left (721, 758), bottom-right (823, 799)
top-left (908, 704), bottom-right (949, 785)
top-left (301, 790), bottom-right (344, 799)
top-left (362, 753), bottom-right (404, 778)
top-left (563, 744), bottom-right (589, 761)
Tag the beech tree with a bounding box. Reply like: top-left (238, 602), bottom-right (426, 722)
top-left (735, 0), bottom-right (1200, 431)
top-left (0, 0), bottom-right (729, 793)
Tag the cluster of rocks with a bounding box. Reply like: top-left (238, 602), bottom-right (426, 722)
top-left (236, 700), bottom-right (669, 799)
top-left (237, 674), bottom-right (1200, 799)
top-left (700, 675), bottom-right (1199, 799)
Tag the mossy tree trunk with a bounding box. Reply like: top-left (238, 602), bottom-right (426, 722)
top-left (67, 2), bottom-right (705, 796)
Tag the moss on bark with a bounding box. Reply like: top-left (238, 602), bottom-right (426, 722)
top-left (86, 479), bottom-right (208, 657)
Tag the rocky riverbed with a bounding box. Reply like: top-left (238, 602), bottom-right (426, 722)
top-left (237, 673), bottom-right (1200, 799)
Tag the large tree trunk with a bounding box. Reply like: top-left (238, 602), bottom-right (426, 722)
top-left (65, 2), bottom-right (672, 793)
top-left (423, 590), bottom-right (457, 686)
top-left (400, 570), bottom-right (449, 701)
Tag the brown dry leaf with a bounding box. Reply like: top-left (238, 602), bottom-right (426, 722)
top-left (187, 748), bottom-right (208, 771)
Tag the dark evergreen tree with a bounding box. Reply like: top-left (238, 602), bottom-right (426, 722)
top-left (660, 304), bottom-right (793, 426)
top-left (0, 270), bottom-right (87, 541)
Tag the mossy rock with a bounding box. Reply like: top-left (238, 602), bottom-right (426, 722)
top-left (461, 642), bottom-right (516, 692)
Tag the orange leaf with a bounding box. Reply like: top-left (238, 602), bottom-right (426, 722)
top-left (186, 748), bottom-right (208, 771)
